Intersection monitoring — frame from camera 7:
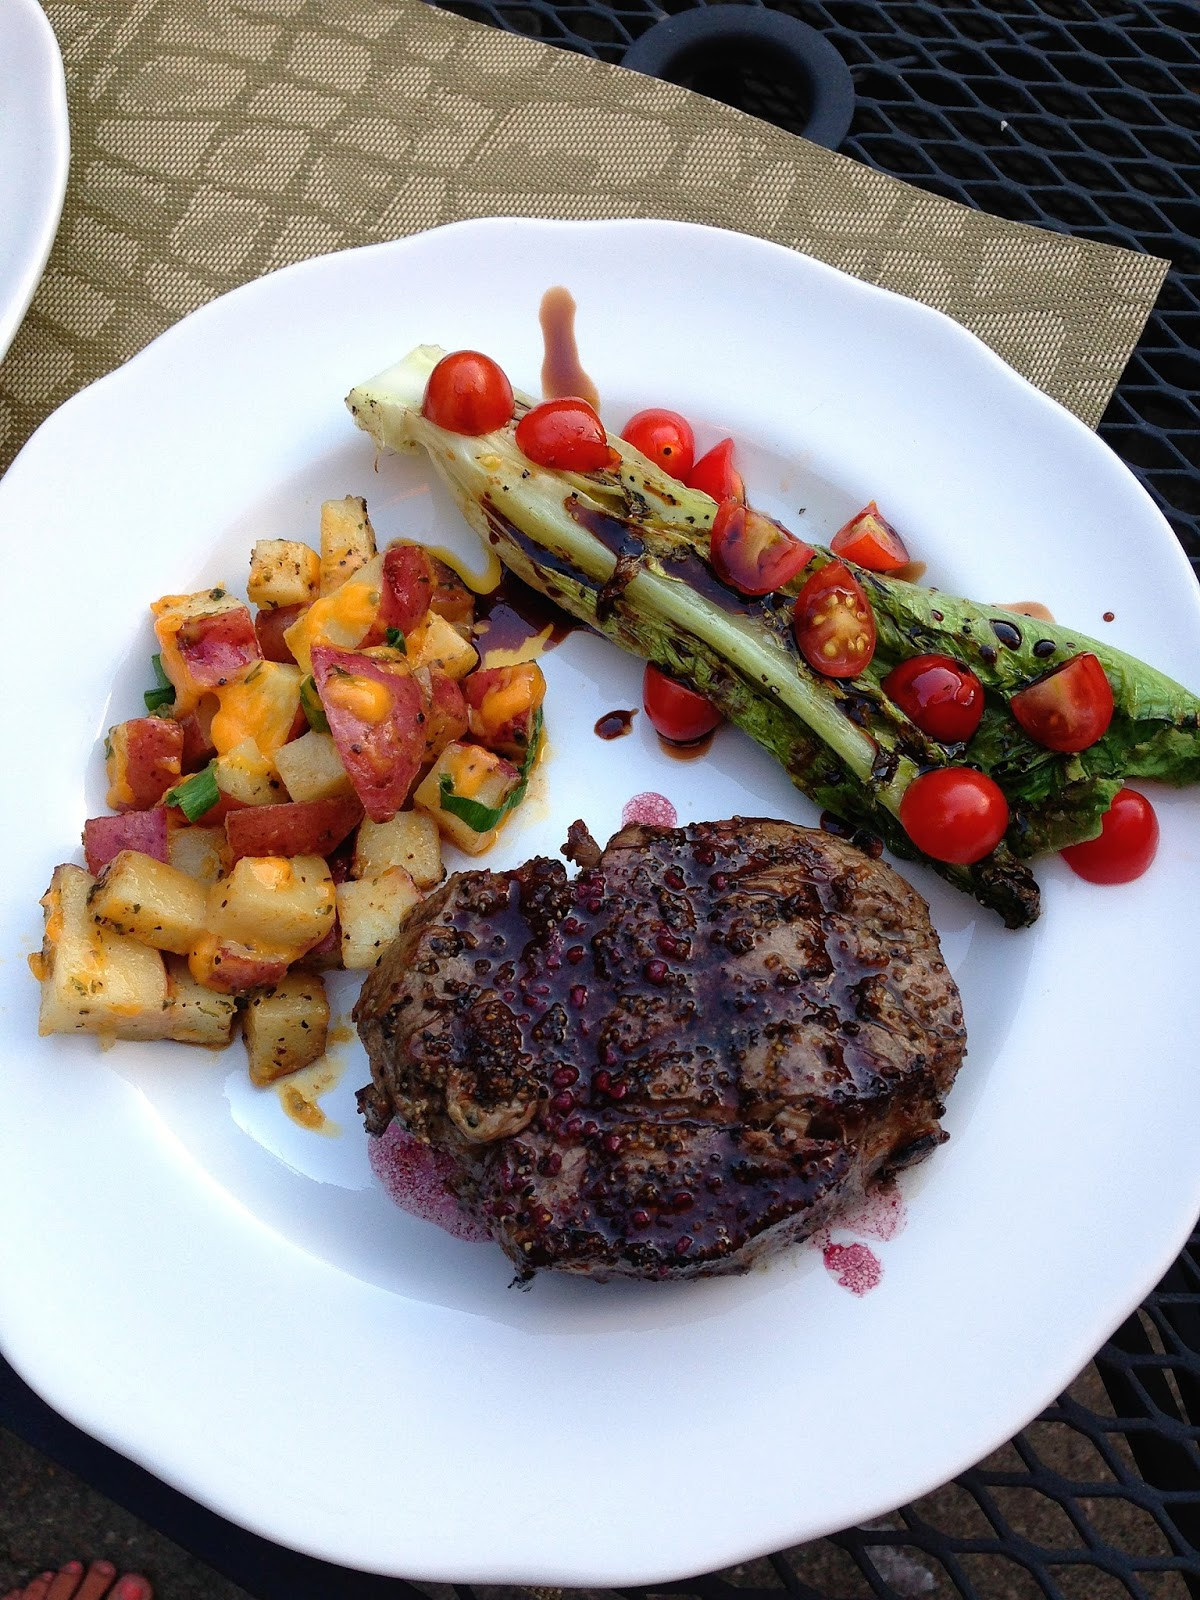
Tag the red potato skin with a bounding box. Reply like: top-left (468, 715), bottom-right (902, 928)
top-left (429, 557), bottom-right (475, 629)
top-left (311, 646), bottom-right (427, 823)
top-left (464, 664), bottom-right (545, 759)
top-left (254, 604), bottom-right (305, 664)
top-left (106, 717), bottom-right (186, 811)
top-left (418, 669), bottom-right (469, 762)
top-left (177, 699), bottom-right (218, 773)
top-left (376, 544), bottom-right (437, 638)
top-left (83, 809), bottom-right (170, 874)
top-left (326, 835), bottom-right (356, 884)
top-left (224, 794), bottom-right (364, 862)
top-left (189, 937), bottom-right (291, 995)
top-left (176, 605), bottom-right (262, 689)
top-left (298, 919), bottom-right (342, 971)
top-left (372, 543), bottom-right (476, 642)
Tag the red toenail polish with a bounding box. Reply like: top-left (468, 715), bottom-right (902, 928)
top-left (63, 1564), bottom-right (83, 1574)
top-left (112, 1579), bottom-right (151, 1600)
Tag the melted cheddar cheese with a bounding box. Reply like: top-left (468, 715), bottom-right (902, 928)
top-left (210, 662), bottom-right (303, 759)
top-left (283, 554), bottom-right (384, 675)
top-left (320, 672), bottom-right (392, 725)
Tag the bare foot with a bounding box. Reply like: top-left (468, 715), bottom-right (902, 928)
top-left (1, 1561), bottom-right (152, 1600)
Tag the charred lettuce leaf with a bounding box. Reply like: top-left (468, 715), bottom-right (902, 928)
top-left (346, 346), bottom-right (1200, 928)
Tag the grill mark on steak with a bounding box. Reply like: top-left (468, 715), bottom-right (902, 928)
top-left (354, 818), bottom-right (966, 1280)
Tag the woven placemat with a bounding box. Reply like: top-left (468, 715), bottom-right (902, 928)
top-left (0, 0), bottom-right (1168, 473)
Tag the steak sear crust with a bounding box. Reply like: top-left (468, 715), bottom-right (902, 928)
top-left (354, 818), bottom-right (966, 1280)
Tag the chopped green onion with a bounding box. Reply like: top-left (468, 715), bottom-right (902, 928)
top-left (144, 654), bottom-right (175, 713)
top-left (385, 627), bottom-right (407, 653)
top-left (437, 780), bottom-right (504, 833)
top-left (165, 761), bottom-right (220, 822)
top-left (438, 709), bottom-right (543, 833)
top-left (299, 676), bottom-right (329, 733)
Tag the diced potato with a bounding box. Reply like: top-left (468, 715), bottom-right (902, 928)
top-left (84, 809), bottom-right (170, 875)
top-left (168, 824), bottom-right (229, 884)
top-left (353, 812), bottom-right (443, 888)
top-left (248, 539), bottom-right (320, 609)
top-left (414, 667), bottom-right (469, 766)
top-left (37, 865), bottom-right (238, 1042)
top-left (243, 972), bottom-right (330, 1085)
top-left (283, 553), bottom-right (384, 676)
top-left (88, 850), bottom-right (208, 955)
top-left (413, 741), bottom-right (520, 856)
top-left (162, 957), bottom-right (237, 1046)
top-left (298, 922), bottom-right (341, 972)
top-left (151, 588), bottom-right (260, 715)
top-left (427, 554), bottom-right (476, 629)
top-left (225, 795), bottom-right (362, 864)
top-left (210, 661), bottom-right (303, 761)
top-left (378, 542), bottom-right (438, 635)
top-left (320, 496), bottom-right (377, 595)
top-left (275, 729), bottom-right (353, 803)
top-left (105, 717), bottom-right (185, 811)
top-left (336, 868), bottom-right (421, 969)
top-left (215, 737), bottom-right (286, 808)
top-left (36, 864), bottom-right (169, 1039)
top-left (407, 610), bottom-right (478, 681)
top-left (176, 696), bottom-right (218, 770)
top-left (254, 602), bottom-right (305, 663)
top-left (187, 934), bottom-right (291, 996)
top-left (465, 662), bottom-right (546, 759)
top-left (211, 854), bottom-right (336, 953)
top-left (311, 646), bottom-right (425, 823)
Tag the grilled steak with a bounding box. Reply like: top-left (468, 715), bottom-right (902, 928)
top-left (354, 818), bottom-right (966, 1280)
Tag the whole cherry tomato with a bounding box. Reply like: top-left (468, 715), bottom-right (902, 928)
top-left (515, 398), bottom-right (620, 473)
top-left (1061, 787), bottom-right (1159, 884)
top-left (883, 653), bottom-right (985, 743)
top-left (793, 560), bottom-right (876, 677)
top-left (899, 768), bottom-right (1009, 864)
top-left (710, 500), bottom-right (813, 597)
top-left (621, 408), bottom-right (695, 480)
top-left (422, 351), bottom-right (514, 436)
top-left (642, 664), bottom-right (723, 744)
top-left (1010, 652), bottom-right (1114, 753)
top-left (830, 501), bottom-right (911, 573)
top-left (686, 438), bottom-right (744, 503)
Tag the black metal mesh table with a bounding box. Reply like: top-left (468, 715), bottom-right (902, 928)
top-left (5, 2), bottom-right (1199, 1597)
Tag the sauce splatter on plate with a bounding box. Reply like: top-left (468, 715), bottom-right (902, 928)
top-left (621, 791), bottom-right (677, 828)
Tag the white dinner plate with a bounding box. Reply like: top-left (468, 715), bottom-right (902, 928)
top-left (0, 0), bottom-right (69, 362)
top-left (0, 219), bottom-right (1197, 1586)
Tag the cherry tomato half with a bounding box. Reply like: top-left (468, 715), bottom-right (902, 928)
top-left (1010, 651), bottom-right (1114, 753)
top-left (515, 398), bottom-right (620, 473)
top-left (830, 501), bottom-right (911, 573)
top-left (422, 350), bottom-right (514, 436)
top-left (621, 408), bottom-right (695, 480)
top-left (686, 438), bottom-right (744, 503)
top-left (710, 500), bottom-right (813, 597)
top-left (899, 768), bottom-right (1009, 864)
top-left (642, 664), bottom-right (723, 744)
top-left (1061, 787), bottom-right (1159, 884)
top-left (793, 560), bottom-right (876, 677)
top-left (883, 653), bottom-right (985, 744)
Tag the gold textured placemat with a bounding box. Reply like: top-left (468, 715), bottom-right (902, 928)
top-left (0, 0), bottom-right (1169, 473)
